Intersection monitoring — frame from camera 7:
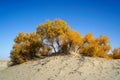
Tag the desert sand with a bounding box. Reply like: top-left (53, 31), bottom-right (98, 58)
top-left (0, 53), bottom-right (120, 80)
top-left (0, 61), bottom-right (8, 71)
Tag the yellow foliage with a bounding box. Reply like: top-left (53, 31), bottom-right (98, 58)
top-left (67, 30), bottom-right (83, 51)
top-left (14, 32), bottom-right (25, 43)
top-left (10, 19), bottom-right (120, 65)
top-left (81, 34), bottom-right (111, 59)
top-left (37, 19), bottom-right (70, 53)
top-left (83, 33), bottom-right (94, 44)
top-left (99, 35), bottom-right (109, 45)
top-left (111, 48), bottom-right (120, 59)
top-left (58, 30), bottom-right (83, 53)
top-left (10, 32), bottom-right (43, 65)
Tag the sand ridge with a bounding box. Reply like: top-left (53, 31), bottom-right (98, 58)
top-left (0, 55), bottom-right (120, 80)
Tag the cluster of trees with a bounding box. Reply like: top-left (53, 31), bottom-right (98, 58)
top-left (10, 19), bottom-right (120, 65)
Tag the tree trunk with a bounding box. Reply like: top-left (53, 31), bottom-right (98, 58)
top-left (51, 41), bottom-right (57, 53)
top-left (52, 45), bottom-right (57, 53)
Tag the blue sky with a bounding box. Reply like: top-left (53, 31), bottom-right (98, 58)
top-left (0, 0), bottom-right (120, 60)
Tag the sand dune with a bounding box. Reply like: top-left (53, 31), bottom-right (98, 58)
top-left (0, 61), bottom-right (8, 71)
top-left (0, 54), bottom-right (120, 80)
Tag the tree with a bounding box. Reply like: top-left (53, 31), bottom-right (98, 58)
top-left (83, 33), bottom-right (94, 44)
top-left (80, 33), bottom-right (95, 56)
top-left (111, 48), bottom-right (120, 59)
top-left (58, 30), bottom-right (83, 53)
top-left (37, 19), bottom-right (70, 53)
top-left (80, 33), bottom-right (111, 59)
top-left (10, 32), bottom-right (43, 64)
top-left (98, 35), bottom-right (111, 53)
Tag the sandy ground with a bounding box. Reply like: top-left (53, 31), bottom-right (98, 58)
top-left (0, 61), bottom-right (8, 71)
top-left (0, 54), bottom-right (120, 80)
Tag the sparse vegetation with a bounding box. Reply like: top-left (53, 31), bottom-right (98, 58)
top-left (10, 19), bottom-right (120, 65)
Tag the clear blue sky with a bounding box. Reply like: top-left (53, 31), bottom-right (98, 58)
top-left (0, 0), bottom-right (120, 60)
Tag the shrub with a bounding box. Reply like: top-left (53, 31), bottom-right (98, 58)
top-left (10, 32), bottom-right (43, 65)
top-left (111, 48), bottom-right (120, 59)
top-left (60, 30), bottom-right (83, 53)
top-left (80, 33), bottom-right (111, 59)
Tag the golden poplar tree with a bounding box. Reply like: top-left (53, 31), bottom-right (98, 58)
top-left (80, 33), bottom-right (111, 59)
top-left (10, 32), bottom-right (43, 64)
top-left (37, 19), bottom-right (70, 53)
top-left (58, 30), bottom-right (83, 53)
top-left (111, 48), bottom-right (120, 59)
